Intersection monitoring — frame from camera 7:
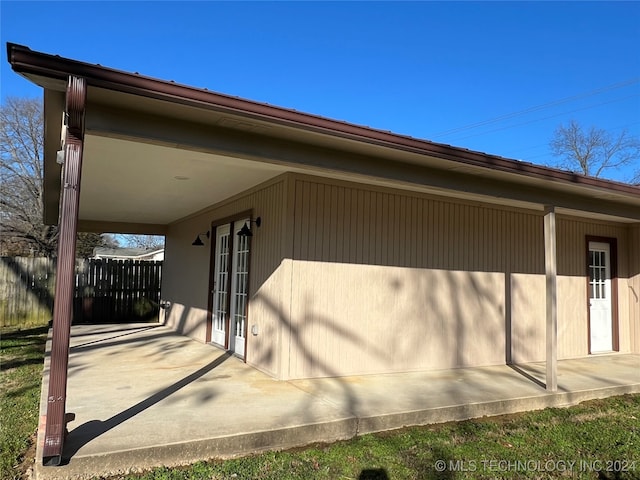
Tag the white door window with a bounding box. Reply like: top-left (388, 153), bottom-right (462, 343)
top-left (588, 241), bottom-right (613, 353)
top-left (211, 225), bottom-right (230, 347)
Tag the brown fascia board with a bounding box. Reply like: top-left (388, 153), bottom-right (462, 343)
top-left (7, 42), bottom-right (640, 198)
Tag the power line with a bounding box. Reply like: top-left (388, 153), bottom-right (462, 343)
top-left (430, 77), bottom-right (640, 139)
top-left (504, 121), bottom-right (640, 158)
top-left (445, 93), bottom-right (640, 143)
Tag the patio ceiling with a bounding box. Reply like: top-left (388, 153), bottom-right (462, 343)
top-left (79, 134), bottom-right (287, 227)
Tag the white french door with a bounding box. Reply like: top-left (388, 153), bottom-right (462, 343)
top-left (210, 219), bottom-right (250, 358)
top-left (588, 241), bottom-right (613, 353)
top-left (229, 221), bottom-right (250, 358)
top-left (211, 225), bottom-right (230, 346)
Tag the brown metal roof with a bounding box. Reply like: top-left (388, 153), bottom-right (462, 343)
top-left (7, 42), bottom-right (640, 197)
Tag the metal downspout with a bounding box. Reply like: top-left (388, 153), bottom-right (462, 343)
top-left (42, 76), bottom-right (86, 466)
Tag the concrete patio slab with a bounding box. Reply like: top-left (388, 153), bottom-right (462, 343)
top-left (34, 324), bottom-right (640, 480)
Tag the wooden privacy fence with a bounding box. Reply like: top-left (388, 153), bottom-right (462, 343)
top-left (0, 257), bottom-right (55, 327)
top-left (74, 258), bottom-right (162, 324)
top-left (0, 257), bottom-right (163, 328)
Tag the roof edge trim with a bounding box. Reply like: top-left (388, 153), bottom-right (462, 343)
top-left (7, 42), bottom-right (640, 197)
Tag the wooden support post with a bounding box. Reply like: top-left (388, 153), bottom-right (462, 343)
top-left (42, 76), bottom-right (86, 466)
top-left (544, 206), bottom-right (558, 392)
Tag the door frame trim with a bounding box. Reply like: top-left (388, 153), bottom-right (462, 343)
top-left (206, 210), bottom-right (254, 358)
top-left (585, 235), bottom-right (619, 353)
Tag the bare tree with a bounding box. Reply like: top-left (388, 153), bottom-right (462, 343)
top-left (549, 120), bottom-right (640, 180)
top-left (1, 97), bottom-right (112, 257)
top-left (117, 234), bottom-right (165, 250)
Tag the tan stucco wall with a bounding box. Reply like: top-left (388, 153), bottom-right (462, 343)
top-left (162, 177), bottom-right (288, 378)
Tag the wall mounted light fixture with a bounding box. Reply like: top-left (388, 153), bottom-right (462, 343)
top-left (192, 231), bottom-right (210, 246)
top-left (237, 217), bottom-right (262, 237)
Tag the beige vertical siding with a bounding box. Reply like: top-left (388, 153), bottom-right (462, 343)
top-left (556, 219), bottom-right (630, 358)
top-left (162, 177), bottom-right (287, 378)
top-left (164, 171), bottom-right (635, 381)
top-left (630, 224), bottom-right (640, 353)
top-left (289, 177), bottom-right (543, 378)
top-left (286, 175), bottom-right (633, 379)
top-left (162, 213), bottom-right (212, 342)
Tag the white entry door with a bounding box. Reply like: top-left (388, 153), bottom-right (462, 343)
top-left (588, 241), bottom-right (613, 353)
top-left (211, 224), bottom-right (231, 347)
top-left (228, 220), bottom-right (250, 357)
top-left (210, 220), bottom-right (250, 358)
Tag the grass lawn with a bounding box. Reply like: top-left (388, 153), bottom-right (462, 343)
top-left (1, 327), bottom-right (639, 480)
top-left (114, 395), bottom-right (640, 480)
top-left (0, 325), bottom-right (48, 480)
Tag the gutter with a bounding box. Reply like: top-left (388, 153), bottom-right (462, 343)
top-left (7, 42), bottom-right (640, 197)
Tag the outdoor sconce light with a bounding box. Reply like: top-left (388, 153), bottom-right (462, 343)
top-left (192, 231), bottom-right (210, 246)
top-left (237, 217), bottom-right (261, 237)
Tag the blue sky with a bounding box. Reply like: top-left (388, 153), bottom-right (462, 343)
top-left (2, 1), bottom-right (639, 182)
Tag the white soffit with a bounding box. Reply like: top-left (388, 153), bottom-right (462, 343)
top-left (79, 135), bottom-right (287, 224)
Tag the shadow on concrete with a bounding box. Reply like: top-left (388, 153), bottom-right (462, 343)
top-left (61, 351), bottom-right (232, 462)
top-left (69, 325), bottom-right (160, 350)
top-left (65, 325), bottom-right (161, 339)
top-left (508, 364), bottom-right (546, 390)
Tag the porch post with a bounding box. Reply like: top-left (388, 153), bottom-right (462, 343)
top-left (544, 206), bottom-right (558, 392)
top-left (42, 76), bottom-right (86, 466)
